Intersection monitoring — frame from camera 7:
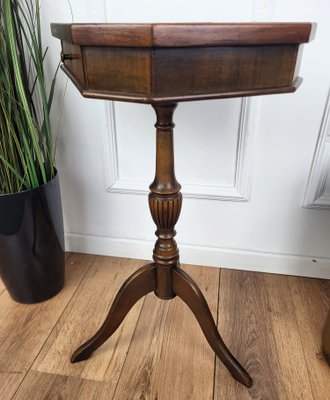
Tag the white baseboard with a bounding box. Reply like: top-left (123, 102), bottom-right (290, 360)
top-left (65, 233), bottom-right (330, 280)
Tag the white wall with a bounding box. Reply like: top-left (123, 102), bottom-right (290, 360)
top-left (41, 0), bottom-right (330, 278)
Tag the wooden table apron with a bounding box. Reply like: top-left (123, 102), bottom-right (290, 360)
top-left (51, 22), bottom-right (316, 388)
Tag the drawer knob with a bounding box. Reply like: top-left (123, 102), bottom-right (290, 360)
top-left (60, 52), bottom-right (73, 62)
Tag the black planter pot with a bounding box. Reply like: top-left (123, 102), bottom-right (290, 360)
top-left (0, 171), bottom-right (65, 303)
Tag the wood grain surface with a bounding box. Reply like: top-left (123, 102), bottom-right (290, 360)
top-left (1, 254), bottom-right (329, 399)
top-left (84, 47), bottom-right (151, 96)
top-left (51, 23), bottom-right (315, 47)
top-left (0, 253), bottom-right (95, 400)
top-left (0, 277), bottom-right (5, 294)
top-left (12, 371), bottom-right (111, 400)
top-left (153, 45), bottom-right (298, 98)
top-left (62, 42), bottom-right (85, 86)
top-left (52, 23), bottom-right (314, 104)
top-left (214, 270), bottom-right (314, 400)
top-left (289, 276), bottom-right (330, 400)
top-left (33, 257), bottom-right (146, 387)
top-left (112, 264), bottom-right (218, 399)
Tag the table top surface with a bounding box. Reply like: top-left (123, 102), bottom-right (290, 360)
top-left (51, 22), bottom-right (315, 48)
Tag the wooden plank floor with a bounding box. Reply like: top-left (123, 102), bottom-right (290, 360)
top-left (0, 253), bottom-right (329, 400)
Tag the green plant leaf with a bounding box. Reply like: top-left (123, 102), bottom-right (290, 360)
top-left (0, 0), bottom-right (58, 194)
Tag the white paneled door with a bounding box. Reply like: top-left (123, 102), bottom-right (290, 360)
top-left (42, 0), bottom-right (330, 278)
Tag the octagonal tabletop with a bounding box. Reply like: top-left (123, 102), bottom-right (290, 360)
top-left (51, 23), bottom-right (316, 103)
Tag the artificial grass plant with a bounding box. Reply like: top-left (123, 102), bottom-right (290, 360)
top-left (0, 0), bottom-right (58, 194)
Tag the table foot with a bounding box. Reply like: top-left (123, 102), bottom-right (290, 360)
top-left (71, 263), bottom-right (156, 363)
top-left (172, 267), bottom-right (253, 387)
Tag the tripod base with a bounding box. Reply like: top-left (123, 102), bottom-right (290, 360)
top-left (71, 263), bottom-right (252, 388)
top-left (71, 103), bottom-right (252, 388)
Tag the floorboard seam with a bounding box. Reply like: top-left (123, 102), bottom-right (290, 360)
top-left (287, 277), bottom-right (317, 400)
top-left (10, 253), bottom-right (98, 400)
top-left (111, 295), bottom-right (149, 400)
top-left (212, 268), bottom-right (221, 400)
top-left (0, 290), bottom-right (11, 349)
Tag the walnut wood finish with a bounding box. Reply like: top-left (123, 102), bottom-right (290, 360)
top-left (172, 267), bottom-right (252, 387)
top-left (71, 263), bottom-right (156, 363)
top-left (70, 104), bottom-right (251, 386)
top-left (153, 45), bottom-right (299, 98)
top-left (51, 22), bottom-right (315, 47)
top-left (51, 22), bottom-right (315, 390)
top-left (61, 42), bottom-right (85, 87)
top-left (51, 22), bottom-right (315, 104)
top-left (79, 44), bottom-right (300, 99)
top-left (149, 103), bottom-right (182, 299)
top-left (62, 63), bottom-right (303, 104)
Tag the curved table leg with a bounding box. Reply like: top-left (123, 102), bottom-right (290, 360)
top-left (71, 263), bottom-right (156, 363)
top-left (172, 267), bottom-right (252, 387)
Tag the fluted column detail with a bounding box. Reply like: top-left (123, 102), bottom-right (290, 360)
top-left (149, 103), bottom-right (182, 299)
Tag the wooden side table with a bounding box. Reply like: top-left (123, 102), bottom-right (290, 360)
top-left (51, 22), bottom-right (315, 388)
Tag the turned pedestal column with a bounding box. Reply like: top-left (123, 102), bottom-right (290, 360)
top-left (148, 103), bottom-right (181, 300)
